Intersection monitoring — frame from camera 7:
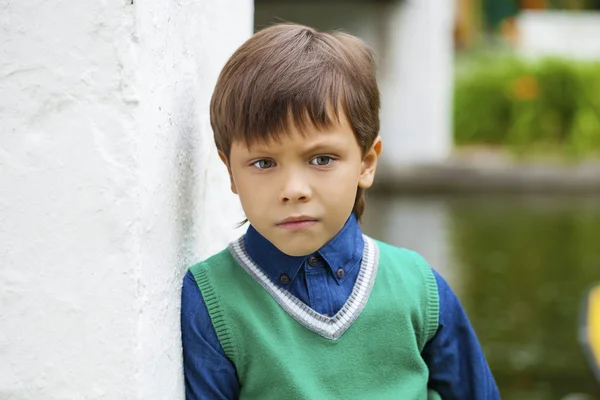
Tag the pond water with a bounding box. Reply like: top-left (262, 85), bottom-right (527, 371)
top-left (362, 194), bottom-right (600, 400)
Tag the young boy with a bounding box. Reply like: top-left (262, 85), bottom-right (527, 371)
top-left (181, 24), bottom-right (499, 399)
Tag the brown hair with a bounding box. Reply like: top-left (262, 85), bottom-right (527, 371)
top-left (210, 23), bottom-right (380, 220)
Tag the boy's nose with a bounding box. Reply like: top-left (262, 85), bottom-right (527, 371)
top-left (280, 169), bottom-right (311, 203)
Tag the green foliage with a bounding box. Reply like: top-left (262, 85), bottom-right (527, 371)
top-left (454, 56), bottom-right (600, 155)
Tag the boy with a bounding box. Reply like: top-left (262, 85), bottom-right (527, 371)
top-left (181, 23), bottom-right (499, 399)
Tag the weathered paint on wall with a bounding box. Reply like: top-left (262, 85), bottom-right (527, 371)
top-left (0, 0), bottom-right (251, 398)
top-left (135, 0), bottom-right (251, 398)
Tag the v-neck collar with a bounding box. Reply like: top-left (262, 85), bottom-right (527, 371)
top-left (228, 234), bottom-right (380, 340)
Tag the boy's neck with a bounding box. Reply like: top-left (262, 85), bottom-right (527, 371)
top-left (243, 213), bottom-right (363, 283)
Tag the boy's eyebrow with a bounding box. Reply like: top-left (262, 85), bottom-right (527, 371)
top-left (299, 140), bottom-right (345, 156)
top-left (246, 135), bottom-right (346, 156)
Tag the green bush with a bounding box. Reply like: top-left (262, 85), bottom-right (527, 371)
top-left (454, 56), bottom-right (600, 154)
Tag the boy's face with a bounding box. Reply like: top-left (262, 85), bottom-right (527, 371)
top-left (221, 113), bottom-right (382, 257)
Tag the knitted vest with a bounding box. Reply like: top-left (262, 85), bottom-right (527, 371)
top-left (190, 235), bottom-right (440, 400)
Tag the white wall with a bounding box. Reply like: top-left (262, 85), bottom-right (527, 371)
top-left (0, 0), bottom-right (251, 398)
top-left (517, 11), bottom-right (600, 61)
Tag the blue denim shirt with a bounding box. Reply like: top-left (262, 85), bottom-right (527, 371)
top-left (181, 214), bottom-right (500, 399)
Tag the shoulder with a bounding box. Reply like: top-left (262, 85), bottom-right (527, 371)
top-left (188, 247), bottom-right (235, 279)
top-left (372, 238), bottom-right (438, 298)
top-left (373, 238), bottom-right (433, 278)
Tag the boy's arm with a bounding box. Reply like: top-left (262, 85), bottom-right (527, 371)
top-left (181, 271), bottom-right (239, 400)
top-left (421, 269), bottom-right (500, 400)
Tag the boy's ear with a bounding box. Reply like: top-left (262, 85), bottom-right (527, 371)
top-left (218, 150), bottom-right (238, 194)
top-left (358, 137), bottom-right (382, 190)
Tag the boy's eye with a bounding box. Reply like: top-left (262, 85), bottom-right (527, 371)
top-left (253, 159), bottom-right (275, 169)
top-left (310, 156), bottom-right (333, 166)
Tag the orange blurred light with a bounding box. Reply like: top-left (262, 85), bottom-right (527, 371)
top-left (512, 75), bottom-right (539, 101)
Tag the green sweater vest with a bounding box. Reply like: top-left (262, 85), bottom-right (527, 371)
top-left (190, 235), bottom-right (440, 400)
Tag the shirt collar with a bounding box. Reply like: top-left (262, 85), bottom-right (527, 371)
top-left (243, 213), bottom-right (364, 287)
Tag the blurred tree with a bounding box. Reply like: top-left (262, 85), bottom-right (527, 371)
top-left (482, 0), bottom-right (519, 29)
top-left (521, 0), bottom-right (547, 9)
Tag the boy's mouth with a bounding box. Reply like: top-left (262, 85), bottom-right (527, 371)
top-left (277, 216), bottom-right (319, 231)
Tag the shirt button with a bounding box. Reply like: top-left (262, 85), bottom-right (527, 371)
top-left (307, 255), bottom-right (319, 267)
top-left (336, 268), bottom-right (345, 279)
top-left (279, 274), bottom-right (290, 285)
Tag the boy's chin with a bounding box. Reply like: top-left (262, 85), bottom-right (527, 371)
top-left (272, 239), bottom-right (324, 257)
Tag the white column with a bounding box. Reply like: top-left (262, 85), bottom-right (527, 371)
top-left (0, 0), bottom-right (251, 398)
top-left (379, 0), bottom-right (455, 166)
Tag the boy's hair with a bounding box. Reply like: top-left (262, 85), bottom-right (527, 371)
top-left (210, 23), bottom-right (380, 220)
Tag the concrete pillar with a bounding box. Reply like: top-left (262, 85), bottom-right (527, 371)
top-left (379, 0), bottom-right (455, 166)
top-left (0, 0), bottom-right (251, 398)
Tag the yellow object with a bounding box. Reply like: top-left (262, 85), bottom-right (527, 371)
top-left (584, 284), bottom-right (600, 380)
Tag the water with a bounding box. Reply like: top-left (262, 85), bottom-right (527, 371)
top-left (362, 194), bottom-right (600, 400)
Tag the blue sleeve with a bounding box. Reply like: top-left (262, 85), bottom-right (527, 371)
top-left (181, 271), bottom-right (240, 399)
top-left (422, 269), bottom-right (500, 399)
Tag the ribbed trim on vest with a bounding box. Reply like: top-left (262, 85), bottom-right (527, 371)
top-left (228, 234), bottom-right (379, 340)
top-left (191, 265), bottom-right (237, 360)
top-left (410, 250), bottom-right (440, 347)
